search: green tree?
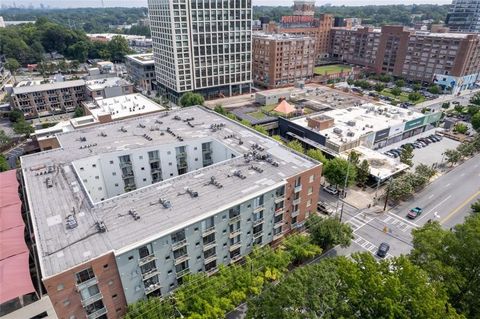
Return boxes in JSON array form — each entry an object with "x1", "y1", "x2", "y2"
[
  {"x1": 456, "y1": 141, "x2": 475, "y2": 158},
  {"x1": 13, "y1": 120, "x2": 34, "y2": 136},
  {"x1": 453, "y1": 123, "x2": 468, "y2": 134},
  {"x1": 286, "y1": 140, "x2": 303, "y2": 153},
  {"x1": 428, "y1": 85, "x2": 441, "y2": 94},
  {"x1": 306, "y1": 215, "x2": 353, "y2": 250},
  {"x1": 253, "y1": 125, "x2": 268, "y2": 135},
  {"x1": 107, "y1": 35, "x2": 131, "y2": 62},
  {"x1": 374, "y1": 83, "x2": 385, "y2": 92},
  {"x1": 323, "y1": 157, "x2": 357, "y2": 188},
  {"x1": 283, "y1": 233, "x2": 321, "y2": 265},
  {"x1": 454, "y1": 104, "x2": 465, "y2": 113},
  {"x1": 471, "y1": 200, "x2": 480, "y2": 213},
  {"x1": 415, "y1": 163, "x2": 436, "y2": 179},
  {"x1": 411, "y1": 215, "x2": 480, "y2": 317},
  {"x1": 413, "y1": 83, "x2": 422, "y2": 91},
  {"x1": 0, "y1": 130, "x2": 11, "y2": 147},
  {"x1": 67, "y1": 41, "x2": 90, "y2": 62},
  {"x1": 442, "y1": 102, "x2": 451, "y2": 109},
  {"x1": 347, "y1": 150, "x2": 360, "y2": 166},
  {"x1": 387, "y1": 175, "x2": 414, "y2": 202},
  {"x1": 5, "y1": 58, "x2": 21, "y2": 83},
  {"x1": 408, "y1": 91, "x2": 423, "y2": 102},
  {"x1": 125, "y1": 297, "x2": 175, "y2": 318},
  {"x1": 391, "y1": 86, "x2": 402, "y2": 96},
  {"x1": 444, "y1": 149, "x2": 462, "y2": 166},
  {"x1": 179, "y1": 92, "x2": 205, "y2": 107},
  {"x1": 73, "y1": 106, "x2": 85, "y2": 118},
  {"x1": 0, "y1": 155, "x2": 9, "y2": 172},
  {"x1": 399, "y1": 144, "x2": 414, "y2": 166},
  {"x1": 356, "y1": 159, "x2": 370, "y2": 186},
  {"x1": 213, "y1": 104, "x2": 227, "y2": 115},
  {"x1": 306, "y1": 148, "x2": 328, "y2": 165},
  {"x1": 394, "y1": 79, "x2": 405, "y2": 87},
  {"x1": 469, "y1": 92, "x2": 480, "y2": 106},
  {"x1": 471, "y1": 112, "x2": 480, "y2": 132},
  {"x1": 271, "y1": 135, "x2": 283, "y2": 144},
  {"x1": 9, "y1": 109, "x2": 24, "y2": 123}
]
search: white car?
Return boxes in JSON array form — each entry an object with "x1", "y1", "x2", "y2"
[{"x1": 323, "y1": 186, "x2": 339, "y2": 196}]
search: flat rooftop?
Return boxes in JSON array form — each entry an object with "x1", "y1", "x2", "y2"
[
  {"x1": 21, "y1": 106, "x2": 318, "y2": 278},
  {"x1": 292, "y1": 103, "x2": 423, "y2": 146},
  {"x1": 12, "y1": 80, "x2": 85, "y2": 95},
  {"x1": 84, "y1": 93, "x2": 165, "y2": 120},
  {"x1": 85, "y1": 77, "x2": 131, "y2": 91},
  {"x1": 126, "y1": 53, "x2": 154, "y2": 65},
  {"x1": 253, "y1": 32, "x2": 313, "y2": 41}
]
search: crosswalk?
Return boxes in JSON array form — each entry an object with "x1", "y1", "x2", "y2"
[
  {"x1": 380, "y1": 214, "x2": 417, "y2": 233},
  {"x1": 345, "y1": 213, "x2": 374, "y2": 231},
  {"x1": 352, "y1": 234, "x2": 393, "y2": 259}
]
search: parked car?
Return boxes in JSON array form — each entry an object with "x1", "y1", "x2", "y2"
[
  {"x1": 407, "y1": 207, "x2": 423, "y2": 219},
  {"x1": 317, "y1": 201, "x2": 334, "y2": 215},
  {"x1": 390, "y1": 149, "x2": 402, "y2": 156},
  {"x1": 323, "y1": 185, "x2": 339, "y2": 196},
  {"x1": 434, "y1": 134, "x2": 443, "y2": 140},
  {"x1": 376, "y1": 242, "x2": 390, "y2": 258}
]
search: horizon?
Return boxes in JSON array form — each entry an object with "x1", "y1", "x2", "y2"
[{"x1": 0, "y1": 0, "x2": 452, "y2": 9}]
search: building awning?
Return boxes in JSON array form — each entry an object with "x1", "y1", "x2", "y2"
[
  {"x1": 274, "y1": 100, "x2": 295, "y2": 115},
  {"x1": 0, "y1": 170, "x2": 35, "y2": 304}
]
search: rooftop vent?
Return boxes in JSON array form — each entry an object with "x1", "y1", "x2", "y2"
[
  {"x1": 333, "y1": 128, "x2": 342, "y2": 134},
  {"x1": 120, "y1": 126, "x2": 127, "y2": 133},
  {"x1": 143, "y1": 134, "x2": 153, "y2": 141},
  {"x1": 231, "y1": 170, "x2": 246, "y2": 179},
  {"x1": 129, "y1": 209, "x2": 140, "y2": 221},
  {"x1": 183, "y1": 117, "x2": 194, "y2": 122},
  {"x1": 138, "y1": 123, "x2": 146, "y2": 128},
  {"x1": 45, "y1": 177, "x2": 53, "y2": 188},
  {"x1": 210, "y1": 123, "x2": 225, "y2": 132},
  {"x1": 65, "y1": 214, "x2": 78, "y2": 229},
  {"x1": 251, "y1": 143, "x2": 265, "y2": 152},
  {"x1": 79, "y1": 136, "x2": 87, "y2": 142},
  {"x1": 95, "y1": 221, "x2": 106, "y2": 233},
  {"x1": 173, "y1": 115, "x2": 182, "y2": 121},
  {"x1": 159, "y1": 198, "x2": 172, "y2": 208},
  {"x1": 155, "y1": 120, "x2": 163, "y2": 124},
  {"x1": 249, "y1": 165, "x2": 264, "y2": 173},
  {"x1": 347, "y1": 120, "x2": 356, "y2": 126},
  {"x1": 206, "y1": 176, "x2": 223, "y2": 189},
  {"x1": 99, "y1": 132, "x2": 107, "y2": 137}
]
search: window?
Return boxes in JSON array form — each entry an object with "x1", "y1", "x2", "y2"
[
  {"x1": 92, "y1": 164, "x2": 96, "y2": 168},
  {"x1": 138, "y1": 245, "x2": 152, "y2": 258},
  {"x1": 307, "y1": 199, "x2": 312, "y2": 207},
  {"x1": 128, "y1": 256, "x2": 133, "y2": 260},
  {"x1": 95, "y1": 176, "x2": 99, "y2": 179},
  {"x1": 308, "y1": 187, "x2": 313, "y2": 195},
  {"x1": 112, "y1": 172, "x2": 116, "y2": 176},
  {"x1": 103, "y1": 264, "x2": 108, "y2": 269},
  {"x1": 109, "y1": 160, "x2": 114, "y2": 164},
  {"x1": 63, "y1": 300, "x2": 70, "y2": 306},
  {"x1": 141, "y1": 167, "x2": 145, "y2": 170},
  {"x1": 309, "y1": 175, "x2": 314, "y2": 183},
  {"x1": 75, "y1": 268, "x2": 95, "y2": 284},
  {"x1": 57, "y1": 284, "x2": 64, "y2": 291}
]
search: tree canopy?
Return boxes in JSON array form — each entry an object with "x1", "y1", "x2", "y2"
[
  {"x1": 323, "y1": 157, "x2": 357, "y2": 188},
  {"x1": 179, "y1": 92, "x2": 205, "y2": 107},
  {"x1": 306, "y1": 215, "x2": 353, "y2": 250}
]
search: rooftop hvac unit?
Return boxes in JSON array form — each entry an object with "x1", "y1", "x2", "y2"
[
  {"x1": 333, "y1": 128, "x2": 343, "y2": 134},
  {"x1": 347, "y1": 131, "x2": 354, "y2": 137},
  {"x1": 347, "y1": 120, "x2": 356, "y2": 126}
]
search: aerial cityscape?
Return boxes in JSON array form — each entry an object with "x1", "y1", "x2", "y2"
[{"x1": 0, "y1": 0, "x2": 479, "y2": 318}]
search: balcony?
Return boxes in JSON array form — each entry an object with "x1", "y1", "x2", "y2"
[
  {"x1": 171, "y1": 239, "x2": 187, "y2": 250},
  {"x1": 202, "y1": 226, "x2": 215, "y2": 237},
  {"x1": 253, "y1": 231, "x2": 263, "y2": 238},
  {"x1": 291, "y1": 210, "x2": 300, "y2": 218},
  {"x1": 253, "y1": 218, "x2": 264, "y2": 226},
  {"x1": 253, "y1": 205, "x2": 264, "y2": 213},
  {"x1": 203, "y1": 240, "x2": 216, "y2": 251},
  {"x1": 87, "y1": 307, "x2": 107, "y2": 319},
  {"x1": 229, "y1": 242, "x2": 241, "y2": 252},
  {"x1": 273, "y1": 232, "x2": 284, "y2": 241},
  {"x1": 176, "y1": 268, "x2": 190, "y2": 278},
  {"x1": 145, "y1": 283, "x2": 161, "y2": 295},
  {"x1": 206, "y1": 267, "x2": 218, "y2": 275},
  {"x1": 229, "y1": 229, "x2": 242, "y2": 238},
  {"x1": 229, "y1": 215, "x2": 241, "y2": 224},
  {"x1": 122, "y1": 172, "x2": 134, "y2": 179},
  {"x1": 274, "y1": 220, "x2": 284, "y2": 227},
  {"x1": 76, "y1": 277, "x2": 98, "y2": 291},
  {"x1": 81, "y1": 292, "x2": 103, "y2": 307},
  {"x1": 120, "y1": 161, "x2": 132, "y2": 168},
  {"x1": 204, "y1": 254, "x2": 217, "y2": 264},
  {"x1": 138, "y1": 254, "x2": 157, "y2": 266},
  {"x1": 174, "y1": 254, "x2": 189, "y2": 265},
  {"x1": 274, "y1": 208, "x2": 284, "y2": 217},
  {"x1": 274, "y1": 195, "x2": 285, "y2": 204},
  {"x1": 294, "y1": 185, "x2": 302, "y2": 193},
  {"x1": 230, "y1": 254, "x2": 242, "y2": 263},
  {"x1": 142, "y1": 269, "x2": 160, "y2": 281},
  {"x1": 149, "y1": 157, "x2": 160, "y2": 163},
  {"x1": 293, "y1": 198, "x2": 301, "y2": 206}
]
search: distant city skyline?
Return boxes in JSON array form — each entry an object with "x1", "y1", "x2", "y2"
[{"x1": 0, "y1": 0, "x2": 452, "y2": 9}]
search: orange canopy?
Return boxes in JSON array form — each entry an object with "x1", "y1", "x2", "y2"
[{"x1": 274, "y1": 100, "x2": 295, "y2": 115}]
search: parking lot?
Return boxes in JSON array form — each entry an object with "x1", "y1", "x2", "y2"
[{"x1": 380, "y1": 129, "x2": 460, "y2": 168}]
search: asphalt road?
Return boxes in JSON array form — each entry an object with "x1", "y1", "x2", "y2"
[{"x1": 323, "y1": 153, "x2": 480, "y2": 259}]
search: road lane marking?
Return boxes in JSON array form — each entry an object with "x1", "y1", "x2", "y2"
[
  {"x1": 416, "y1": 195, "x2": 452, "y2": 223},
  {"x1": 441, "y1": 190, "x2": 480, "y2": 225},
  {"x1": 387, "y1": 212, "x2": 419, "y2": 228},
  {"x1": 428, "y1": 194, "x2": 434, "y2": 199},
  {"x1": 444, "y1": 183, "x2": 451, "y2": 188}
]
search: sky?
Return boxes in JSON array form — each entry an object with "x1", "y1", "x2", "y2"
[{"x1": 2, "y1": 0, "x2": 452, "y2": 8}]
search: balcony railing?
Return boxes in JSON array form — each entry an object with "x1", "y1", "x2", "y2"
[
  {"x1": 274, "y1": 220, "x2": 284, "y2": 227},
  {"x1": 253, "y1": 205, "x2": 264, "y2": 213},
  {"x1": 253, "y1": 218, "x2": 264, "y2": 226},
  {"x1": 203, "y1": 240, "x2": 216, "y2": 251},
  {"x1": 76, "y1": 277, "x2": 98, "y2": 291},
  {"x1": 176, "y1": 268, "x2": 190, "y2": 278},
  {"x1": 81, "y1": 292, "x2": 103, "y2": 307},
  {"x1": 174, "y1": 254, "x2": 189, "y2": 265},
  {"x1": 229, "y1": 230, "x2": 242, "y2": 238},
  {"x1": 122, "y1": 172, "x2": 134, "y2": 179},
  {"x1": 273, "y1": 231, "x2": 285, "y2": 241},
  {"x1": 253, "y1": 231, "x2": 263, "y2": 238},
  {"x1": 230, "y1": 254, "x2": 242, "y2": 263},
  {"x1": 206, "y1": 267, "x2": 218, "y2": 275},
  {"x1": 120, "y1": 161, "x2": 132, "y2": 168},
  {"x1": 204, "y1": 254, "x2": 217, "y2": 264},
  {"x1": 274, "y1": 195, "x2": 285, "y2": 204},
  {"x1": 229, "y1": 215, "x2": 241, "y2": 224},
  {"x1": 291, "y1": 210, "x2": 300, "y2": 218},
  {"x1": 138, "y1": 254, "x2": 157, "y2": 266},
  {"x1": 293, "y1": 198, "x2": 301, "y2": 206},
  {"x1": 172, "y1": 239, "x2": 187, "y2": 250},
  {"x1": 202, "y1": 226, "x2": 215, "y2": 237},
  {"x1": 229, "y1": 242, "x2": 241, "y2": 251},
  {"x1": 145, "y1": 283, "x2": 161, "y2": 295},
  {"x1": 149, "y1": 157, "x2": 160, "y2": 163},
  {"x1": 87, "y1": 307, "x2": 107, "y2": 319},
  {"x1": 274, "y1": 208, "x2": 284, "y2": 217},
  {"x1": 142, "y1": 268, "x2": 160, "y2": 281},
  {"x1": 294, "y1": 185, "x2": 302, "y2": 193}
]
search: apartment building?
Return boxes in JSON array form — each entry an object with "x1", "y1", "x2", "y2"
[
  {"x1": 330, "y1": 25, "x2": 480, "y2": 93},
  {"x1": 85, "y1": 77, "x2": 134, "y2": 99},
  {"x1": 125, "y1": 53, "x2": 156, "y2": 92},
  {"x1": 148, "y1": 0, "x2": 252, "y2": 102},
  {"x1": 446, "y1": 0, "x2": 480, "y2": 33},
  {"x1": 252, "y1": 33, "x2": 315, "y2": 88},
  {"x1": 21, "y1": 106, "x2": 322, "y2": 318},
  {"x1": 11, "y1": 80, "x2": 86, "y2": 118}
]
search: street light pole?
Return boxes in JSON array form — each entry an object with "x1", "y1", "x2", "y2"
[
  {"x1": 383, "y1": 178, "x2": 393, "y2": 211},
  {"x1": 335, "y1": 157, "x2": 352, "y2": 217}
]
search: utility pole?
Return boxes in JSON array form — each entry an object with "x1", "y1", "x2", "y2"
[
  {"x1": 383, "y1": 178, "x2": 393, "y2": 211},
  {"x1": 339, "y1": 202, "x2": 344, "y2": 222}
]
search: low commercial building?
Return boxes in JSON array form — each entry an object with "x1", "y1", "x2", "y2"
[
  {"x1": 21, "y1": 106, "x2": 321, "y2": 318},
  {"x1": 85, "y1": 77, "x2": 134, "y2": 99},
  {"x1": 330, "y1": 25, "x2": 480, "y2": 93},
  {"x1": 125, "y1": 53, "x2": 156, "y2": 92},
  {"x1": 11, "y1": 80, "x2": 86, "y2": 118},
  {"x1": 279, "y1": 103, "x2": 442, "y2": 153},
  {"x1": 252, "y1": 33, "x2": 315, "y2": 89}
]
